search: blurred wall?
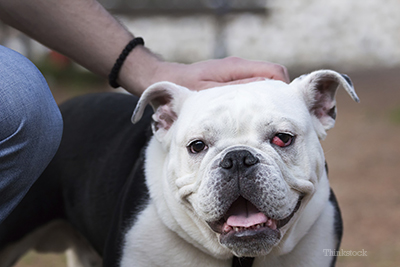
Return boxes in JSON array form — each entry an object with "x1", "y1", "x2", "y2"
[
  {"x1": 227, "y1": 0, "x2": 400, "y2": 72},
  {"x1": 120, "y1": 0, "x2": 400, "y2": 72},
  {"x1": 2, "y1": 0, "x2": 400, "y2": 72}
]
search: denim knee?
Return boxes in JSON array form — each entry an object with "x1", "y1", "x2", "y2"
[{"x1": 0, "y1": 46, "x2": 63, "y2": 222}]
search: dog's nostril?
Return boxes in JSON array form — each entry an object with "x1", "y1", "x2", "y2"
[
  {"x1": 220, "y1": 158, "x2": 233, "y2": 169},
  {"x1": 244, "y1": 154, "x2": 259, "y2": 166}
]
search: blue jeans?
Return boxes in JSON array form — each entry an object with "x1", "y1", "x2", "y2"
[{"x1": 0, "y1": 46, "x2": 63, "y2": 222}]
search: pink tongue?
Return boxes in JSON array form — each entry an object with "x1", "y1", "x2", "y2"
[{"x1": 226, "y1": 197, "x2": 268, "y2": 227}]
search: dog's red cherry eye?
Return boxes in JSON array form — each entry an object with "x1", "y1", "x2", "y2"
[
  {"x1": 188, "y1": 140, "x2": 207, "y2": 154},
  {"x1": 272, "y1": 133, "x2": 294, "y2": 147}
]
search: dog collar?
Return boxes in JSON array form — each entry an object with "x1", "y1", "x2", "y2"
[{"x1": 232, "y1": 256, "x2": 255, "y2": 267}]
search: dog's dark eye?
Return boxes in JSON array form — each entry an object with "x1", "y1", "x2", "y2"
[
  {"x1": 188, "y1": 140, "x2": 207, "y2": 154},
  {"x1": 272, "y1": 133, "x2": 294, "y2": 147}
]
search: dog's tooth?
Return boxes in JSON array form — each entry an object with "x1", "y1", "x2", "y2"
[
  {"x1": 256, "y1": 224, "x2": 261, "y2": 229},
  {"x1": 223, "y1": 224, "x2": 232, "y2": 233},
  {"x1": 234, "y1": 227, "x2": 239, "y2": 232},
  {"x1": 270, "y1": 220, "x2": 277, "y2": 230}
]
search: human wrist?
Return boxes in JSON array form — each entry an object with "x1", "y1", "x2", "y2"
[
  {"x1": 109, "y1": 37, "x2": 144, "y2": 88},
  {"x1": 116, "y1": 44, "x2": 164, "y2": 96}
]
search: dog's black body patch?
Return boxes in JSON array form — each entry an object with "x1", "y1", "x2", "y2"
[
  {"x1": 329, "y1": 189, "x2": 343, "y2": 267},
  {"x1": 232, "y1": 256, "x2": 255, "y2": 267},
  {"x1": 0, "y1": 93, "x2": 152, "y2": 266}
]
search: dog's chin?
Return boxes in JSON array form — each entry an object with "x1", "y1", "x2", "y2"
[
  {"x1": 219, "y1": 223, "x2": 280, "y2": 257},
  {"x1": 207, "y1": 196, "x2": 302, "y2": 257}
]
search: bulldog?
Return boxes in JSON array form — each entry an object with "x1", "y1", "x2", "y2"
[{"x1": 0, "y1": 70, "x2": 358, "y2": 267}]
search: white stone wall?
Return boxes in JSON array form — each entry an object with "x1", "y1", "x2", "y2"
[{"x1": 122, "y1": 0, "x2": 400, "y2": 72}]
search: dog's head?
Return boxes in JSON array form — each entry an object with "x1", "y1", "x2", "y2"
[{"x1": 132, "y1": 70, "x2": 358, "y2": 258}]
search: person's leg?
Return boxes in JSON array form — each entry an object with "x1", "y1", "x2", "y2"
[{"x1": 0, "y1": 45, "x2": 63, "y2": 222}]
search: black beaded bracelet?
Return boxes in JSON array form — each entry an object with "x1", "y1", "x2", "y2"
[{"x1": 108, "y1": 37, "x2": 145, "y2": 88}]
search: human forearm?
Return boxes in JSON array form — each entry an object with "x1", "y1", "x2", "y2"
[
  {"x1": 0, "y1": 0, "x2": 137, "y2": 75},
  {"x1": 0, "y1": 0, "x2": 161, "y2": 95}
]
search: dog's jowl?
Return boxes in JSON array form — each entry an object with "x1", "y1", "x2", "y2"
[{"x1": 0, "y1": 70, "x2": 358, "y2": 267}]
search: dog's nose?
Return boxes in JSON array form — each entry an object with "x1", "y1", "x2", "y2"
[{"x1": 220, "y1": 150, "x2": 259, "y2": 170}]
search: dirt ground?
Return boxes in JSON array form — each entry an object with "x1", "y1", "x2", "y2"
[{"x1": 13, "y1": 68, "x2": 400, "y2": 267}]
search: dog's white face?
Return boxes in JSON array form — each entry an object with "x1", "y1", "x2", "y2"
[{"x1": 132, "y1": 70, "x2": 358, "y2": 258}]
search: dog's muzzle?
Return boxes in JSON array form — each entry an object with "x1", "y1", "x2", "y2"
[{"x1": 205, "y1": 149, "x2": 303, "y2": 257}]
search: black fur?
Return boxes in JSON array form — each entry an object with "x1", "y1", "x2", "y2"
[
  {"x1": 329, "y1": 189, "x2": 343, "y2": 267},
  {"x1": 325, "y1": 162, "x2": 343, "y2": 267},
  {"x1": 232, "y1": 256, "x2": 255, "y2": 267},
  {"x1": 340, "y1": 74, "x2": 353, "y2": 88}
]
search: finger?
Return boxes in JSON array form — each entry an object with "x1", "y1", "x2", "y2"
[
  {"x1": 224, "y1": 77, "x2": 267, "y2": 85},
  {"x1": 273, "y1": 65, "x2": 290, "y2": 83},
  {"x1": 195, "y1": 77, "x2": 276, "y2": 91},
  {"x1": 216, "y1": 57, "x2": 290, "y2": 83}
]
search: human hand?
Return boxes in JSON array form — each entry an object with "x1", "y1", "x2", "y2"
[
  {"x1": 118, "y1": 46, "x2": 290, "y2": 96},
  {"x1": 151, "y1": 57, "x2": 290, "y2": 91}
]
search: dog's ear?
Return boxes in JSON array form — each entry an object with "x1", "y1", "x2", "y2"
[
  {"x1": 132, "y1": 81, "x2": 191, "y2": 138},
  {"x1": 293, "y1": 70, "x2": 359, "y2": 135}
]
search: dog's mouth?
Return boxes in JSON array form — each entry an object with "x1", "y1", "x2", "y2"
[{"x1": 208, "y1": 196, "x2": 302, "y2": 237}]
